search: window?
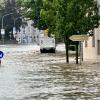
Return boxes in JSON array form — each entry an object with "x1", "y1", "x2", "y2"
[
  {"x1": 85, "y1": 41, "x2": 88, "y2": 47},
  {"x1": 92, "y1": 35, "x2": 95, "y2": 47},
  {"x1": 97, "y1": 40, "x2": 100, "y2": 55}
]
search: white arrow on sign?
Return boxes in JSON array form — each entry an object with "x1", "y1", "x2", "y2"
[{"x1": 69, "y1": 35, "x2": 89, "y2": 41}]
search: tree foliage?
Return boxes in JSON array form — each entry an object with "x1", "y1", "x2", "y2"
[
  {"x1": 18, "y1": 0, "x2": 99, "y2": 38},
  {"x1": 0, "y1": 0, "x2": 21, "y2": 39},
  {"x1": 41, "y1": 0, "x2": 99, "y2": 63},
  {"x1": 40, "y1": 0, "x2": 58, "y2": 35},
  {"x1": 55, "y1": 0, "x2": 99, "y2": 37},
  {"x1": 17, "y1": 0, "x2": 46, "y2": 30},
  {"x1": 17, "y1": 0, "x2": 100, "y2": 63}
]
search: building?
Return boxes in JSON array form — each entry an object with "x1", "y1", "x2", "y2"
[
  {"x1": 16, "y1": 19, "x2": 34, "y2": 44},
  {"x1": 33, "y1": 28, "x2": 45, "y2": 44},
  {"x1": 83, "y1": 0, "x2": 100, "y2": 62},
  {"x1": 15, "y1": 19, "x2": 45, "y2": 44},
  {"x1": 83, "y1": 28, "x2": 100, "y2": 62}
]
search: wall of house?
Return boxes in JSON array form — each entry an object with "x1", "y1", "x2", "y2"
[
  {"x1": 95, "y1": 26, "x2": 100, "y2": 61},
  {"x1": 82, "y1": 0, "x2": 100, "y2": 62},
  {"x1": 83, "y1": 26, "x2": 100, "y2": 62},
  {"x1": 83, "y1": 36, "x2": 96, "y2": 61}
]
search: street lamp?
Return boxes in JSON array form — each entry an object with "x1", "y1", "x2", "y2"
[{"x1": 1, "y1": 13, "x2": 13, "y2": 44}]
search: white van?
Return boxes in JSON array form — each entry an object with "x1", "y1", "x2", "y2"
[{"x1": 39, "y1": 37, "x2": 56, "y2": 53}]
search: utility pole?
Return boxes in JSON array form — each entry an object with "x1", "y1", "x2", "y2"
[{"x1": 1, "y1": 13, "x2": 13, "y2": 44}]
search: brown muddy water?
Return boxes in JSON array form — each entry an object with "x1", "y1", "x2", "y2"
[{"x1": 0, "y1": 44, "x2": 100, "y2": 100}]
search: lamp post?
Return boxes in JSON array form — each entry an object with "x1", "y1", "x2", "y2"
[{"x1": 1, "y1": 13, "x2": 13, "y2": 44}]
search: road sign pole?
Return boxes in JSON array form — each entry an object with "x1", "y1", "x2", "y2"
[
  {"x1": 69, "y1": 34, "x2": 88, "y2": 64},
  {"x1": 79, "y1": 41, "x2": 84, "y2": 65},
  {"x1": 2, "y1": 35, "x2": 4, "y2": 44},
  {"x1": 1, "y1": 29, "x2": 5, "y2": 44},
  {"x1": 79, "y1": 42, "x2": 82, "y2": 65},
  {"x1": 0, "y1": 59, "x2": 1, "y2": 65}
]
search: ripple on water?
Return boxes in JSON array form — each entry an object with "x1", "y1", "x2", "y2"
[{"x1": 0, "y1": 45, "x2": 100, "y2": 100}]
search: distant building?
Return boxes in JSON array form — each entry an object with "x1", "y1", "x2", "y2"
[
  {"x1": 16, "y1": 19, "x2": 34, "y2": 44},
  {"x1": 15, "y1": 19, "x2": 45, "y2": 44},
  {"x1": 33, "y1": 28, "x2": 45, "y2": 44}
]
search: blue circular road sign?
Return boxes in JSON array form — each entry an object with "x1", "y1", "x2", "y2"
[{"x1": 0, "y1": 51, "x2": 4, "y2": 59}]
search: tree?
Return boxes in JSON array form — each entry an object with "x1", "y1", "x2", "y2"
[
  {"x1": 0, "y1": 0, "x2": 21, "y2": 40},
  {"x1": 17, "y1": 0, "x2": 47, "y2": 30},
  {"x1": 40, "y1": 0, "x2": 58, "y2": 36},
  {"x1": 17, "y1": 0, "x2": 100, "y2": 64},
  {"x1": 55, "y1": 0, "x2": 99, "y2": 64},
  {"x1": 17, "y1": 0, "x2": 61, "y2": 37},
  {"x1": 40, "y1": 0, "x2": 99, "y2": 64}
]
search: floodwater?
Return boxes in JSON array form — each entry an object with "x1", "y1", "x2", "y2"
[{"x1": 0, "y1": 44, "x2": 100, "y2": 100}]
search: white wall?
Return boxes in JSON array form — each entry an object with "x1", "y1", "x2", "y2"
[
  {"x1": 83, "y1": 36, "x2": 96, "y2": 61},
  {"x1": 95, "y1": 26, "x2": 100, "y2": 61},
  {"x1": 83, "y1": 26, "x2": 100, "y2": 62},
  {"x1": 16, "y1": 20, "x2": 34, "y2": 44}
]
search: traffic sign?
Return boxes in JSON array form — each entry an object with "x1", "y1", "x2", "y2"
[
  {"x1": 1, "y1": 29, "x2": 5, "y2": 35},
  {"x1": 69, "y1": 35, "x2": 89, "y2": 41},
  {"x1": 0, "y1": 51, "x2": 4, "y2": 59}
]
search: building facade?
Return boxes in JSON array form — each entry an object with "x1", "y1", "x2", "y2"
[
  {"x1": 83, "y1": 0, "x2": 100, "y2": 62},
  {"x1": 16, "y1": 20, "x2": 34, "y2": 44},
  {"x1": 15, "y1": 19, "x2": 45, "y2": 44},
  {"x1": 83, "y1": 27, "x2": 100, "y2": 62}
]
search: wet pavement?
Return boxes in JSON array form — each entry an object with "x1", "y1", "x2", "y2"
[{"x1": 0, "y1": 44, "x2": 100, "y2": 100}]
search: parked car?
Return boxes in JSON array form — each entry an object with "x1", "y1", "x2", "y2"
[{"x1": 39, "y1": 37, "x2": 56, "y2": 53}]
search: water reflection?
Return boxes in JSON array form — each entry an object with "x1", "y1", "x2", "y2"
[{"x1": 0, "y1": 45, "x2": 100, "y2": 100}]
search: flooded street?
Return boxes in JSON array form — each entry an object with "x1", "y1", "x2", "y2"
[{"x1": 0, "y1": 44, "x2": 100, "y2": 100}]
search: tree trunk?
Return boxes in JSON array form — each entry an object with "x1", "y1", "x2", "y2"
[
  {"x1": 76, "y1": 41, "x2": 79, "y2": 64},
  {"x1": 64, "y1": 36, "x2": 69, "y2": 63}
]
